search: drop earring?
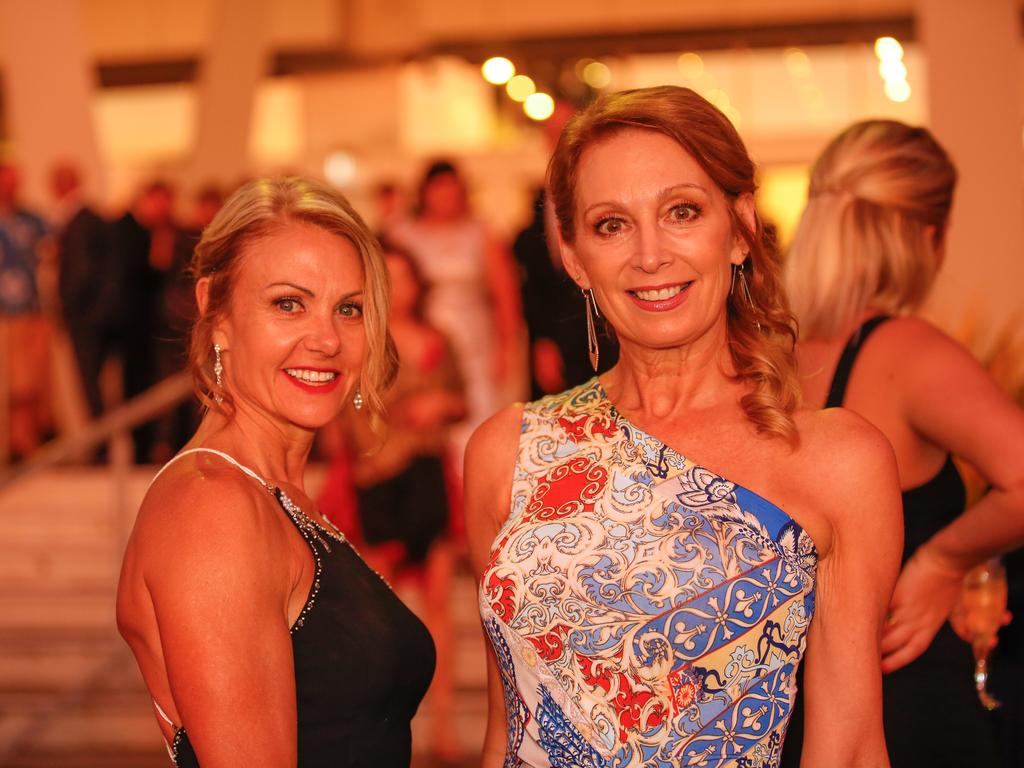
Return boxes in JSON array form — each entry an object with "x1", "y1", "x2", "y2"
[
  {"x1": 584, "y1": 288, "x2": 600, "y2": 372},
  {"x1": 213, "y1": 343, "x2": 224, "y2": 404},
  {"x1": 353, "y1": 384, "x2": 364, "y2": 411},
  {"x1": 732, "y1": 260, "x2": 762, "y2": 332}
]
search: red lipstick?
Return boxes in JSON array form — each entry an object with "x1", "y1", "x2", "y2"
[
  {"x1": 627, "y1": 282, "x2": 692, "y2": 312},
  {"x1": 281, "y1": 369, "x2": 342, "y2": 395}
]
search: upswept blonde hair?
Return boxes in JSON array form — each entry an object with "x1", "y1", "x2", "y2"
[
  {"x1": 786, "y1": 120, "x2": 957, "y2": 340},
  {"x1": 188, "y1": 176, "x2": 397, "y2": 425},
  {"x1": 548, "y1": 85, "x2": 800, "y2": 442}
]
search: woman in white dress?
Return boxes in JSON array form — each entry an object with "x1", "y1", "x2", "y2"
[{"x1": 387, "y1": 161, "x2": 522, "y2": 459}]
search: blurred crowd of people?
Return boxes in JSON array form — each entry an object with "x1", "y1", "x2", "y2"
[
  {"x1": 0, "y1": 161, "x2": 225, "y2": 463},
  {"x1": 0, "y1": 157, "x2": 619, "y2": 469}
]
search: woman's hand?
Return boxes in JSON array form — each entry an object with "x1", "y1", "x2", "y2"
[{"x1": 880, "y1": 547, "x2": 966, "y2": 673}]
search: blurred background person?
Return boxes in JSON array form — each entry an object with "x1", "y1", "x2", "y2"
[
  {"x1": 372, "y1": 180, "x2": 405, "y2": 237},
  {"x1": 386, "y1": 160, "x2": 522, "y2": 466},
  {"x1": 780, "y1": 119, "x2": 1024, "y2": 768},
  {"x1": 513, "y1": 186, "x2": 617, "y2": 398},
  {"x1": 187, "y1": 183, "x2": 225, "y2": 235},
  {"x1": 109, "y1": 180, "x2": 195, "y2": 463},
  {"x1": 52, "y1": 161, "x2": 113, "y2": 427},
  {"x1": 0, "y1": 161, "x2": 53, "y2": 458},
  {"x1": 326, "y1": 242, "x2": 466, "y2": 763}
]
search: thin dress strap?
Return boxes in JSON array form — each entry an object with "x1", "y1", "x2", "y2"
[
  {"x1": 152, "y1": 697, "x2": 179, "y2": 760},
  {"x1": 148, "y1": 447, "x2": 272, "y2": 491},
  {"x1": 824, "y1": 315, "x2": 892, "y2": 408}
]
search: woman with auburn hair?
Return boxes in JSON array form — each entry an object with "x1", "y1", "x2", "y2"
[
  {"x1": 780, "y1": 120, "x2": 1024, "y2": 768},
  {"x1": 466, "y1": 86, "x2": 903, "y2": 767},
  {"x1": 116, "y1": 177, "x2": 435, "y2": 767}
]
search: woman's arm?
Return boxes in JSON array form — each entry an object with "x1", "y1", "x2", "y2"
[
  {"x1": 881, "y1": 320, "x2": 1024, "y2": 671},
  {"x1": 464, "y1": 404, "x2": 523, "y2": 768},
  {"x1": 799, "y1": 410, "x2": 903, "y2": 767},
  {"x1": 139, "y1": 474, "x2": 300, "y2": 767}
]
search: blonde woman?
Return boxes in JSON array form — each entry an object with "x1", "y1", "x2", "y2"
[
  {"x1": 781, "y1": 120, "x2": 1024, "y2": 767},
  {"x1": 467, "y1": 87, "x2": 903, "y2": 767},
  {"x1": 117, "y1": 177, "x2": 435, "y2": 767}
]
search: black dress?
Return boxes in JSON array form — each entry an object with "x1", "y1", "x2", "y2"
[
  {"x1": 780, "y1": 316, "x2": 998, "y2": 767},
  {"x1": 154, "y1": 449, "x2": 436, "y2": 767}
]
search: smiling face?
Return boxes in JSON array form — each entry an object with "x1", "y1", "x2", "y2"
[
  {"x1": 212, "y1": 221, "x2": 366, "y2": 433},
  {"x1": 561, "y1": 128, "x2": 752, "y2": 354}
]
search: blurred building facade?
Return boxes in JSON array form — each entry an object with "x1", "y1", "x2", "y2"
[{"x1": 0, "y1": 0, "x2": 1019, "y2": 339}]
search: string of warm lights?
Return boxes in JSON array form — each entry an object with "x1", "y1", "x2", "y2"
[
  {"x1": 482, "y1": 56, "x2": 556, "y2": 121},
  {"x1": 875, "y1": 36, "x2": 911, "y2": 103}
]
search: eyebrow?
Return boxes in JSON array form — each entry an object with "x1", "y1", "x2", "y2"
[
  {"x1": 267, "y1": 282, "x2": 364, "y2": 301},
  {"x1": 582, "y1": 183, "x2": 709, "y2": 217}
]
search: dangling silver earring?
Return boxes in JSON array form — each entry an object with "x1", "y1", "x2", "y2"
[
  {"x1": 732, "y1": 261, "x2": 762, "y2": 332},
  {"x1": 584, "y1": 288, "x2": 600, "y2": 372},
  {"x1": 353, "y1": 384, "x2": 364, "y2": 411},
  {"x1": 212, "y1": 343, "x2": 224, "y2": 404}
]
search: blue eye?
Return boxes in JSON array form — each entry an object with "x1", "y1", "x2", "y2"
[
  {"x1": 276, "y1": 297, "x2": 302, "y2": 312},
  {"x1": 339, "y1": 302, "x2": 363, "y2": 318}
]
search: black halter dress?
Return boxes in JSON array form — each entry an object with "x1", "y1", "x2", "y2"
[{"x1": 151, "y1": 448, "x2": 436, "y2": 768}]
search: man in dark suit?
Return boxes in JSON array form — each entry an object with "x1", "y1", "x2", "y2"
[{"x1": 52, "y1": 163, "x2": 112, "y2": 420}]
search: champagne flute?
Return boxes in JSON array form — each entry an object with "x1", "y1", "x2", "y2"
[{"x1": 956, "y1": 559, "x2": 1008, "y2": 710}]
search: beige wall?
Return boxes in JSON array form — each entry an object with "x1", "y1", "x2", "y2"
[{"x1": 919, "y1": 0, "x2": 1024, "y2": 343}]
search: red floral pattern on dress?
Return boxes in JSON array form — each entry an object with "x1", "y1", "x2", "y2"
[
  {"x1": 577, "y1": 653, "x2": 667, "y2": 741},
  {"x1": 524, "y1": 456, "x2": 608, "y2": 523},
  {"x1": 526, "y1": 624, "x2": 570, "y2": 662},
  {"x1": 486, "y1": 571, "x2": 517, "y2": 621}
]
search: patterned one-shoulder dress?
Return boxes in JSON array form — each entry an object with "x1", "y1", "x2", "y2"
[{"x1": 479, "y1": 379, "x2": 818, "y2": 768}]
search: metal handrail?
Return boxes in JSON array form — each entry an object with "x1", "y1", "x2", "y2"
[{"x1": 0, "y1": 371, "x2": 193, "y2": 490}]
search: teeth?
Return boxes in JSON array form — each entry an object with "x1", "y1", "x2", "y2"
[
  {"x1": 285, "y1": 368, "x2": 337, "y2": 384},
  {"x1": 634, "y1": 285, "x2": 685, "y2": 301}
]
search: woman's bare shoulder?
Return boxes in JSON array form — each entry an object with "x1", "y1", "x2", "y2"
[
  {"x1": 791, "y1": 407, "x2": 902, "y2": 538},
  {"x1": 132, "y1": 456, "x2": 282, "y2": 570},
  {"x1": 868, "y1": 315, "x2": 974, "y2": 369}
]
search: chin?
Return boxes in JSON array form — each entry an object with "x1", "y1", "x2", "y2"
[{"x1": 281, "y1": 402, "x2": 345, "y2": 432}]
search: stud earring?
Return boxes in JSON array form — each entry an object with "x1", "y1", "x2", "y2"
[
  {"x1": 584, "y1": 288, "x2": 600, "y2": 372},
  {"x1": 353, "y1": 385, "x2": 364, "y2": 411},
  {"x1": 213, "y1": 343, "x2": 224, "y2": 404}
]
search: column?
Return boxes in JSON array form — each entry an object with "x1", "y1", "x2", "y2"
[
  {"x1": 189, "y1": 0, "x2": 270, "y2": 185},
  {"x1": 0, "y1": 0, "x2": 105, "y2": 207},
  {"x1": 918, "y1": 0, "x2": 1024, "y2": 343}
]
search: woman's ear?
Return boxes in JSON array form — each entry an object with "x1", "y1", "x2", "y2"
[
  {"x1": 196, "y1": 276, "x2": 230, "y2": 349},
  {"x1": 730, "y1": 193, "x2": 757, "y2": 266},
  {"x1": 556, "y1": 232, "x2": 591, "y2": 290},
  {"x1": 195, "y1": 276, "x2": 211, "y2": 316}
]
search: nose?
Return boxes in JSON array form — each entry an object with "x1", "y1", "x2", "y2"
[
  {"x1": 304, "y1": 311, "x2": 342, "y2": 357},
  {"x1": 631, "y1": 219, "x2": 672, "y2": 274}
]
